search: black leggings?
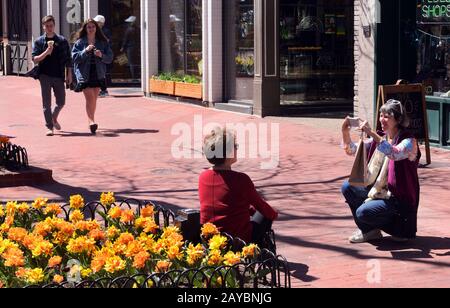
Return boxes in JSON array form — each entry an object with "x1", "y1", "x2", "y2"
[{"x1": 251, "y1": 211, "x2": 273, "y2": 245}]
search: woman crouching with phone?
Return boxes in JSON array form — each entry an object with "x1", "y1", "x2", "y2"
[{"x1": 341, "y1": 99, "x2": 421, "y2": 244}]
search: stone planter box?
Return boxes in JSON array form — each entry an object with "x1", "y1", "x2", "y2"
[
  {"x1": 149, "y1": 79, "x2": 175, "y2": 96},
  {"x1": 175, "y1": 82, "x2": 203, "y2": 100}
]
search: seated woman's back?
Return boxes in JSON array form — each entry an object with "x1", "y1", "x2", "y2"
[{"x1": 199, "y1": 169, "x2": 277, "y2": 243}]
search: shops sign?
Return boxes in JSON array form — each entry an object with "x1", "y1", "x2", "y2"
[
  {"x1": 66, "y1": 0, "x2": 81, "y2": 24},
  {"x1": 418, "y1": 0, "x2": 450, "y2": 24}
]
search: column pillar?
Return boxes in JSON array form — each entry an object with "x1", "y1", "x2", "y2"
[
  {"x1": 84, "y1": 0, "x2": 98, "y2": 19},
  {"x1": 48, "y1": 0, "x2": 60, "y2": 33},
  {"x1": 253, "y1": 0, "x2": 280, "y2": 117},
  {"x1": 31, "y1": 0, "x2": 41, "y2": 42},
  {"x1": 2, "y1": 0, "x2": 8, "y2": 39},
  {"x1": 202, "y1": 0, "x2": 223, "y2": 104},
  {"x1": 142, "y1": 0, "x2": 158, "y2": 94}
]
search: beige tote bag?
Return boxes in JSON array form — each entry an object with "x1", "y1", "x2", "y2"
[{"x1": 348, "y1": 136, "x2": 368, "y2": 187}]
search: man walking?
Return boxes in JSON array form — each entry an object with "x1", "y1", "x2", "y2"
[{"x1": 32, "y1": 15, "x2": 72, "y2": 136}]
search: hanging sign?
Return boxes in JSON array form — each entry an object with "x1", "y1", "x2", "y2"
[{"x1": 418, "y1": 0, "x2": 450, "y2": 24}]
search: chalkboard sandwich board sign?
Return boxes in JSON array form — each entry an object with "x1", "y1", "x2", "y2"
[{"x1": 376, "y1": 80, "x2": 431, "y2": 165}]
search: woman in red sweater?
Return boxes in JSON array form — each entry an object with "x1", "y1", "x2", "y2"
[{"x1": 199, "y1": 127, "x2": 278, "y2": 244}]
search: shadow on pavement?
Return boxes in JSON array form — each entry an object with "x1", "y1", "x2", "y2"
[
  {"x1": 288, "y1": 262, "x2": 319, "y2": 283},
  {"x1": 59, "y1": 128, "x2": 159, "y2": 138},
  {"x1": 30, "y1": 180, "x2": 186, "y2": 212},
  {"x1": 31, "y1": 181, "x2": 120, "y2": 202},
  {"x1": 276, "y1": 233, "x2": 450, "y2": 268},
  {"x1": 374, "y1": 236, "x2": 450, "y2": 260}
]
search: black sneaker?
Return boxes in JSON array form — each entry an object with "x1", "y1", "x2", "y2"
[
  {"x1": 99, "y1": 91, "x2": 109, "y2": 98},
  {"x1": 90, "y1": 124, "x2": 98, "y2": 135}
]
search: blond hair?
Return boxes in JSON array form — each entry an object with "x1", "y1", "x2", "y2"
[{"x1": 203, "y1": 127, "x2": 236, "y2": 166}]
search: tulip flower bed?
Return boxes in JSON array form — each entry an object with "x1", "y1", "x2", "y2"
[{"x1": 0, "y1": 193, "x2": 290, "y2": 288}]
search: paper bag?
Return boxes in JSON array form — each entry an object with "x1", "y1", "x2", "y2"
[
  {"x1": 348, "y1": 138, "x2": 368, "y2": 187},
  {"x1": 114, "y1": 53, "x2": 129, "y2": 66}
]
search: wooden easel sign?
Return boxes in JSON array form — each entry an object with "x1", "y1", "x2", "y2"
[{"x1": 376, "y1": 80, "x2": 431, "y2": 165}]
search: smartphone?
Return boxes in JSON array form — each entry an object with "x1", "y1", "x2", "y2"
[{"x1": 348, "y1": 117, "x2": 361, "y2": 128}]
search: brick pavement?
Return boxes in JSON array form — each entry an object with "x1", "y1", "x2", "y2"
[{"x1": 1, "y1": 76, "x2": 449, "y2": 288}]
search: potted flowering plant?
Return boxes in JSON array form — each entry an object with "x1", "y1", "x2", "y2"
[{"x1": 235, "y1": 56, "x2": 254, "y2": 77}]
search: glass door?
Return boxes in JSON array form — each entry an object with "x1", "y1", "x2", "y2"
[
  {"x1": 224, "y1": 0, "x2": 255, "y2": 102},
  {"x1": 159, "y1": 0, "x2": 203, "y2": 77},
  {"x1": 99, "y1": 0, "x2": 141, "y2": 86},
  {"x1": 7, "y1": 0, "x2": 29, "y2": 41},
  {"x1": 60, "y1": 0, "x2": 84, "y2": 44},
  {"x1": 280, "y1": 0, "x2": 354, "y2": 107}
]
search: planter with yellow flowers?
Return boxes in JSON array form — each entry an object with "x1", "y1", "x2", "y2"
[{"x1": 0, "y1": 193, "x2": 290, "y2": 288}]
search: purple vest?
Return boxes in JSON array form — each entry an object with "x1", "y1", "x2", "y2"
[{"x1": 367, "y1": 130, "x2": 421, "y2": 238}]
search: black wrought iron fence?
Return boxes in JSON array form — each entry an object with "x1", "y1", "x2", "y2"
[
  {"x1": 58, "y1": 199, "x2": 176, "y2": 229},
  {"x1": 0, "y1": 141, "x2": 29, "y2": 170},
  {"x1": 27, "y1": 255, "x2": 291, "y2": 289},
  {"x1": 7, "y1": 198, "x2": 290, "y2": 289},
  {"x1": 10, "y1": 42, "x2": 29, "y2": 75}
]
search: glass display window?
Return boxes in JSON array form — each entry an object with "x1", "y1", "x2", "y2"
[
  {"x1": 280, "y1": 0, "x2": 354, "y2": 105},
  {"x1": 159, "y1": 0, "x2": 203, "y2": 77},
  {"x1": 99, "y1": 0, "x2": 141, "y2": 84},
  {"x1": 60, "y1": 0, "x2": 84, "y2": 44},
  {"x1": 224, "y1": 0, "x2": 254, "y2": 102},
  {"x1": 415, "y1": 25, "x2": 450, "y2": 96}
]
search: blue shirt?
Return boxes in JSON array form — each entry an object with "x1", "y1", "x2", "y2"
[{"x1": 72, "y1": 37, "x2": 113, "y2": 83}]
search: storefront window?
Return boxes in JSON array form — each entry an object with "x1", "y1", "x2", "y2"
[
  {"x1": 159, "y1": 0, "x2": 203, "y2": 76},
  {"x1": 224, "y1": 0, "x2": 254, "y2": 102},
  {"x1": 280, "y1": 0, "x2": 354, "y2": 105},
  {"x1": 416, "y1": 1, "x2": 450, "y2": 96},
  {"x1": 60, "y1": 0, "x2": 84, "y2": 43},
  {"x1": 99, "y1": 0, "x2": 141, "y2": 84}
]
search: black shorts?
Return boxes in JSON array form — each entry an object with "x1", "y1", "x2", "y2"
[{"x1": 74, "y1": 79, "x2": 106, "y2": 92}]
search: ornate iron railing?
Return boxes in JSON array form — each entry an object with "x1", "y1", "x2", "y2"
[
  {"x1": 57, "y1": 199, "x2": 176, "y2": 229},
  {"x1": 12, "y1": 199, "x2": 291, "y2": 289},
  {"x1": 10, "y1": 42, "x2": 29, "y2": 75},
  {"x1": 0, "y1": 141, "x2": 29, "y2": 170},
  {"x1": 26, "y1": 253, "x2": 290, "y2": 289}
]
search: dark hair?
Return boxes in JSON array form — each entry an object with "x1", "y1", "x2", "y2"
[
  {"x1": 203, "y1": 127, "x2": 237, "y2": 166},
  {"x1": 42, "y1": 15, "x2": 56, "y2": 25},
  {"x1": 75, "y1": 19, "x2": 108, "y2": 42},
  {"x1": 380, "y1": 99, "x2": 410, "y2": 129}
]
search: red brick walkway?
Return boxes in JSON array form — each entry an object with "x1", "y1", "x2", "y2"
[{"x1": 1, "y1": 76, "x2": 450, "y2": 288}]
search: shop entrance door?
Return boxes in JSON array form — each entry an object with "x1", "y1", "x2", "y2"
[
  {"x1": 7, "y1": 0, "x2": 30, "y2": 75},
  {"x1": 224, "y1": 0, "x2": 255, "y2": 104},
  {"x1": 376, "y1": 0, "x2": 417, "y2": 87},
  {"x1": 99, "y1": 0, "x2": 141, "y2": 87}
]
